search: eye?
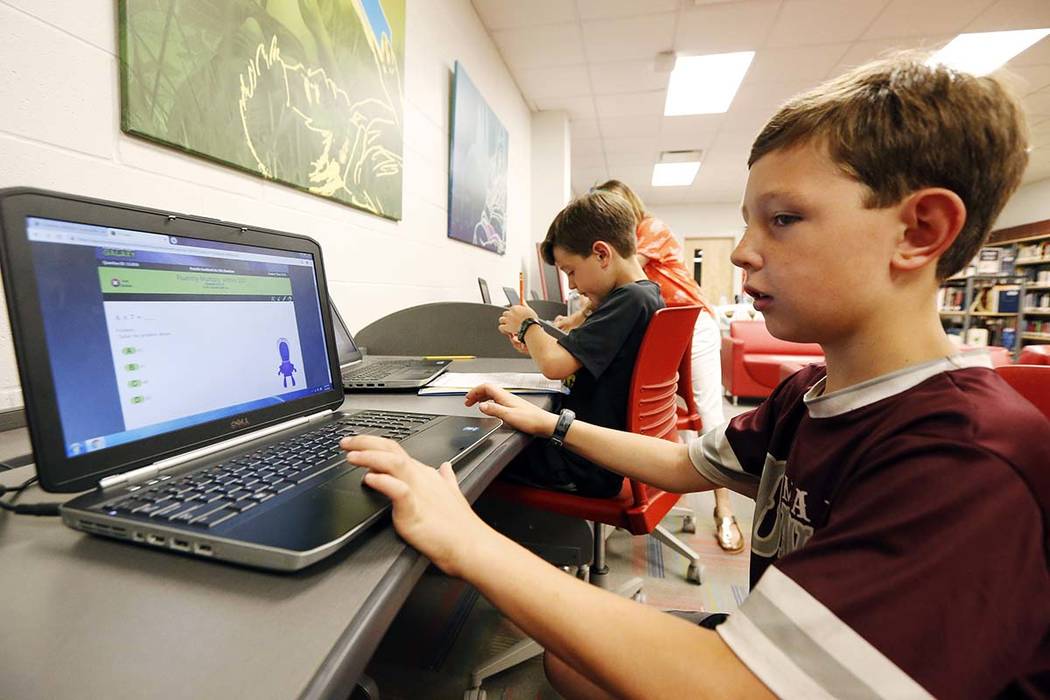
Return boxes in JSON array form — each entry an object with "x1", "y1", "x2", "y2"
[{"x1": 771, "y1": 213, "x2": 801, "y2": 227}]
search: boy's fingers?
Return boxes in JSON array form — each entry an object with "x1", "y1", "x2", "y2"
[
  {"x1": 346, "y1": 449, "x2": 415, "y2": 477},
  {"x1": 438, "y1": 461, "x2": 457, "y2": 486},
  {"x1": 362, "y1": 472, "x2": 410, "y2": 502},
  {"x1": 465, "y1": 383, "x2": 494, "y2": 405},
  {"x1": 340, "y1": 435, "x2": 402, "y2": 452}
]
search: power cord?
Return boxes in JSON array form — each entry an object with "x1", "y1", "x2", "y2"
[{"x1": 0, "y1": 475, "x2": 61, "y2": 516}]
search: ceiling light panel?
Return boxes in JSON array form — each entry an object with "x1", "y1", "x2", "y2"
[
  {"x1": 928, "y1": 29, "x2": 1050, "y2": 76},
  {"x1": 664, "y1": 51, "x2": 755, "y2": 116}
]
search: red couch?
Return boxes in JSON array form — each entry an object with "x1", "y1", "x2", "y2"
[
  {"x1": 721, "y1": 320, "x2": 824, "y2": 401},
  {"x1": 1019, "y1": 344, "x2": 1050, "y2": 365}
]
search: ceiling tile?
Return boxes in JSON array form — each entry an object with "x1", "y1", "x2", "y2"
[
  {"x1": 862, "y1": 0, "x2": 994, "y2": 40},
  {"x1": 595, "y1": 91, "x2": 667, "y2": 118},
  {"x1": 603, "y1": 165, "x2": 654, "y2": 186},
  {"x1": 747, "y1": 43, "x2": 851, "y2": 83},
  {"x1": 766, "y1": 0, "x2": 890, "y2": 48},
  {"x1": 572, "y1": 137, "x2": 605, "y2": 157},
  {"x1": 471, "y1": 0, "x2": 577, "y2": 30},
  {"x1": 514, "y1": 64, "x2": 592, "y2": 99},
  {"x1": 827, "y1": 35, "x2": 953, "y2": 78},
  {"x1": 603, "y1": 135, "x2": 661, "y2": 157},
  {"x1": 590, "y1": 59, "x2": 670, "y2": 95},
  {"x1": 1025, "y1": 87, "x2": 1050, "y2": 117},
  {"x1": 600, "y1": 114, "x2": 663, "y2": 138},
  {"x1": 1008, "y1": 36, "x2": 1050, "y2": 66},
  {"x1": 534, "y1": 95, "x2": 598, "y2": 120},
  {"x1": 1000, "y1": 64, "x2": 1050, "y2": 95},
  {"x1": 573, "y1": 167, "x2": 610, "y2": 192},
  {"x1": 573, "y1": 151, "x2": 609, "y2": 169},
  {"x1": 491, "y1": 23, "x2": 586, "y2": 69},
  {"x1": 675, "y1": 0, "x2": 783, "y2": 55},
  {"x1": 964, "y1": 0, "x2": 1050, "y2": 32},
  {"x1": 571, "y1": 119, "x2": 601, "y2": 139},
  {"x1": 606, "y1": 151, "x2": 661, "y2": 169},
  {"x1": 577, "y1": 0, "x2": 681, "y2": 21},
  {"x1": 582, "y1": 12, "x2": 678, "y2": 63},
  {"x1": 659, "y1": 115, "x2": 722, "y2": 150}
]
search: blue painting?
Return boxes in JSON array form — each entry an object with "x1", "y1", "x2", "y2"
[{"x1": 448, "y1": 62, "x2": 508, "y2": 254}]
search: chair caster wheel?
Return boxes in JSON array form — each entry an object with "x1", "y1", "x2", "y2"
[
  {"x1": 686, "y1": 563, "x2": 703, "y2": 585},
  {"x1": 464, "y1": 689, "x2": 486, "y2": 700},
  {"x1": 681, "y1": 515, "x2": 696, "y2": 534}
]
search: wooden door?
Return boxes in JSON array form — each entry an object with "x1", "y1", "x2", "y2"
[{"x1": 683, "y1": 237, "x2": 736, "y2": 306}]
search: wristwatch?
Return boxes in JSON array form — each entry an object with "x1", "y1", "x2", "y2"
[
  {"x1": 516, "y1": 317, "x2": 540, "y2": 345},
  {"x1": 550, "y1": 408, "x2": 575, "y2": 448}
]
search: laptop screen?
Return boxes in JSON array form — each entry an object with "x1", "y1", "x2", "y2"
[
  {"x1": 329, "y1": 305, "x2": 361, "y2": 365},
  {"x1": 26, "y1": 216, "x2": 334, "y2": 458}
]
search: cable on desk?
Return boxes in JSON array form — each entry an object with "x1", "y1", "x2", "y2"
[{"x1": 0, "y1": 475, "x2": 60, "y2": 516}]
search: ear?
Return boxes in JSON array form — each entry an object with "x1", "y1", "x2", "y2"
[
  {"x1": 592, "y1": 241, "x2": 614, "y2": 267},
  {"x1": 892, "y1": 188, "x2": 966, "y2": 274}
]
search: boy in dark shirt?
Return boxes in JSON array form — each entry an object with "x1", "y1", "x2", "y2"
[
  {"x1": 496, "y1": 190, "x2": 663, "y2": 497},
  {"x1": 342, "y1": 55, "x2": 1049, "y2": 697}
]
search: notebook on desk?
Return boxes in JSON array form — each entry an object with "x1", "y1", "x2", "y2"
[
  {"x1": 0, "y1": 188, "x2": 501, "y2": 571},
  {"x1": 331, "y1": 302, "x2": 451, "y2": 390}
]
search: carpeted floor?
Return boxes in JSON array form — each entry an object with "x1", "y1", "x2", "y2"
[{"x1": 364, "y1": 400, "x2": 757, "y2": 699}]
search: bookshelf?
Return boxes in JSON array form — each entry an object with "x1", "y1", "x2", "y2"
[{"x1": 961, "y1": 219, "x2": 1050, "y2": 353}]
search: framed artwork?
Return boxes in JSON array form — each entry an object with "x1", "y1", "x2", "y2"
[
  {"x1": 119, "y1": 0, "x2": 406, "y2": 220},
  {"x1": 448, "y1": 61, "x2": 508, "y2": 254}
]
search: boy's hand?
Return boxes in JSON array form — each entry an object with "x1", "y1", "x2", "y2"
[
  {"x1": 497, "y1": 304, "x2": 539, "y2": 337},
  {"x1": 466, "y1": 383, "x2": 558, "y2": 437},
  {"x1": 340, "y1": 435, "x2": 490, "y2": 577}
]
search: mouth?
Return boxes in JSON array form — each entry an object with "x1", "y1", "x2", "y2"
[{"x1": 744, "y1": 285, "x2": 771, "y2": 302}]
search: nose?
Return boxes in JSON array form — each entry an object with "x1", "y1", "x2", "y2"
[{"x1": 730, "y1": 227, "x2": 761, "y2": 272}]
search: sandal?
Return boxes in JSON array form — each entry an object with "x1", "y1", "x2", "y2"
[{"x1": 714, "y1": 508, "x2": 744, "y2": 553}]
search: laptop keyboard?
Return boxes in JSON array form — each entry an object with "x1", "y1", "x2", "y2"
[
  {"x1": 101, "y1": 410, "x2": 438, "y2": 529},
  {"x1": 343, "y1": 360, "x2": 421, "y2": 382}
]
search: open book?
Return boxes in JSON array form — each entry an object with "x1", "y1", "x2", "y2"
[{"x1": 418, "y1": 372, "x2": 569, "y2": 396}]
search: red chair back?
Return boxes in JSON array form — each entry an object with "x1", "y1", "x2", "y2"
[
  {"x1": 675, "y1": 334, "x2": 703, "y2": 433},
  {"x1": 486, "y1": 306, "x2": 701, "y2": 536},
  {"x1": 995, "y1": 365, "x2": 1050, "y2": 419},
  {"x1": 625, "y1": 306, "x2": 701, "y2": 514}
]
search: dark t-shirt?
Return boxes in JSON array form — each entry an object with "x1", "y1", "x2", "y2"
[
  {"x1": 689, "y1": 353, "x2": 1050, "y2": 698},
  {"x1": 553, "y1": 280, "x2": 663, "y2": 494}
]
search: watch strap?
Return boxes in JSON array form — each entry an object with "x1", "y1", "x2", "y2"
[
  {"x1": 517, "y1": 317, "x2": 539, "y2": 344},
  {"x1": 550, "y1": 408, "x2": 575, "y2": 448}
]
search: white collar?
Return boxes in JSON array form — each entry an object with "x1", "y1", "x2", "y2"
[{"x1": 804, "y1": 349, "x2": 993, "y2": 418}]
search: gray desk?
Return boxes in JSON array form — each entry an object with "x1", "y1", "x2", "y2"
[{"x1": 0, "y1": 358, "x2": 548, "y2": 700}]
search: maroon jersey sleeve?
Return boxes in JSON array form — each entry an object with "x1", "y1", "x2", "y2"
[
  {"x1": 688, "y1": 366, "x2": 820, "y2": 498},
  {"x1": 717, "y1": 438, "x2": 1050, "y2": 698}
]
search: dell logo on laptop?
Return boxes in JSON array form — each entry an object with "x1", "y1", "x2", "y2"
[
  {"x1": 231, "y1": 417, "x2": 250, "y2": 430},
  {"x1": 462, "y1": 426, "x2": 479, "y2": 432}
]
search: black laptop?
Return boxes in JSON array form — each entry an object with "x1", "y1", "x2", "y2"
[
  {"x1": 0, "y1": 188, "x2": 501, "y2": 571},
  {"x1": 331, "y1": 303, "x2": 451, "y2": 390}
]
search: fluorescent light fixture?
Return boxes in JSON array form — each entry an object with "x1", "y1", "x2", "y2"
[
  {"x1": 652, "y1": 151, "x2": 702, "y2": 187},
  {"x1": 664, "y1": 51, "x2": 755, "y2": 116},
  {"x1": 928, "y1": 28, "x2": 1050, "y2": 76}
]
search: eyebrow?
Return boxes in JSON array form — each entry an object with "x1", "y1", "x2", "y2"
[{"x1": 741, "y1": 190, "x2": 804, "y2": 221}]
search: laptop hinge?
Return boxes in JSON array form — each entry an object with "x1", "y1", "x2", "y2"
[{"x1": 97, "y1": 409, "x2": 335, "y2": 490}]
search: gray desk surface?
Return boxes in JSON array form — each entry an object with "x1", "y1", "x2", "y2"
[{"x1": 0, "y1": 358, "x2": 548, "y2": 700}]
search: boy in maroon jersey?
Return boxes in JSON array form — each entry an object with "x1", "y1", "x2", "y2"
[{"x1": 341, "y1": 55, "x2": 1050, "y2": 698}]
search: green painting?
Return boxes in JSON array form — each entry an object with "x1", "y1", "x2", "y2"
[{"x1": 119, "y1": 0, "x2": 405, "y2": 219}]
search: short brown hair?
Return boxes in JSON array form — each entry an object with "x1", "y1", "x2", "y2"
[
  {"x1": 749, "y1": 53, "x2": 1029, "y2": 279},
  {"x1": 594, "y1": 179, "x2": 648, "y2": 224},
  {"x1": 541, "y1": 191, "x2": 637, "y2": 264}
]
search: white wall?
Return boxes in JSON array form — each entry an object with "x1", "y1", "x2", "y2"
[
  {"x1": 529, "y1": 110, "x2": 571, "y2": 297},
  {"x1": 0, "y1": 0, "x2": 532, "y2": 409},
  {"x1": 994, "y1": 177, "x2": 1050, "y2": 230}
]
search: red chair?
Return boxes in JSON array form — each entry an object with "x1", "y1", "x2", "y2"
[
  {"x1": 995, "y1": 365, "x2": 1050, "y2": 419},
  {"x1": 486, "y1": 305, "x2": 704, "y2": 583},
  {"x1": 468, "y1": 306, "x2": 704, "y2": 696},
  {"x1": 721, "y1": 320, "x2": 824, "y2": 402},
  {"x1": 1019, "y1": 344, "x2": 1050, "y2": 366}
]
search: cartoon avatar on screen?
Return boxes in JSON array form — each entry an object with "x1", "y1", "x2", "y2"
[{"x1": 276, "y1": 338, "x2": 297, "y2": 387}]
